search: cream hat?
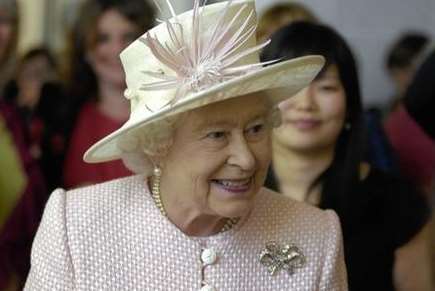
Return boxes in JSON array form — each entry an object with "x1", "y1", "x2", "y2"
[{"x1": 84, "y1": 0, "x2": 324, "y2": 163}]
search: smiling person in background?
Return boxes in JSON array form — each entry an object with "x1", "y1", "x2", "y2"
[
  {"x1": 261, "y1": 22, "x2": 432, "y2": 291},
  {"x1": 25, "y1": 1, "x2": 348, "y2": 290},
  {"x1": 63, "y1": 0, "x2": 155, "y2": 188}
]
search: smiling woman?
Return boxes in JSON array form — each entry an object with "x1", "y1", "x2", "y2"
[
  {"x1": 25, "y1": 1, "x2": 347, "y2": 290},
  {"x1": 262, "y1": 21, "x2": 432, "y2": 291},
  {"x1": 62, "y1": 0, "x2": 155, "y2": 188}
]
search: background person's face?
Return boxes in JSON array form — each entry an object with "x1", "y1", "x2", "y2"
[
  {"x1": 160, "y1": 93, "x2": 273, "y2": 218},
  {"x1": 274, "y1": 65, "x2": 347, "y2": 153},
  {"x1": 17, "y1": 55, "x2": 55, "y2": 108},
  {"x1": 0, "y1": 9, "x2": 13, "y2": 61},
  {"x1": 88, "y1": 9, "x2": 139, "y2": 88},
  {"x1": 389, "y1": 65, "x2": 416, "y2": 97}
]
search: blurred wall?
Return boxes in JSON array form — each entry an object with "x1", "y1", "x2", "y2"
[{"x1": 17, "y1": 0, "x2": 45, "y2": 54}]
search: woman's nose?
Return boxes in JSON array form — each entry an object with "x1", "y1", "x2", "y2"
[
  {"x1": 289, "y1": 87, "x2": 316, "y2": 111},
  {"x1": 227, "y1": 136, "x2": 256, "y2": 171}
]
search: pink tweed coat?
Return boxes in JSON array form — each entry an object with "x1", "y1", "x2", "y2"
[{"x1": 25, "y1": 175, "x2": 347, "y2": 290}]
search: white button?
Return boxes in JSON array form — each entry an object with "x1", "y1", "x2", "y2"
[
  {"x1": 200, "y1": 284, "x2": 216, "y2": 291},
  {"x1": 201, "y1": 248, "x2": 217, "y2": 265}
]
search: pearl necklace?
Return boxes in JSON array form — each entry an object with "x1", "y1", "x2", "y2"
[{"x1": 151, "y1": 167, "x2": 239, "y2": 233}]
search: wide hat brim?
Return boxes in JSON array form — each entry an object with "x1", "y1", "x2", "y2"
[{"x1": 84, "y1": 55, "x2": 324, "y2": 163}]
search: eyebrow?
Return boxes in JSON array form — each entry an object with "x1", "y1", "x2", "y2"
[
  {"x1": 194, "y1": 113, "x2": 268, "y2": 132},
  {"x1": 318, "y1": 72, "x2": 339, "y2": 80}
]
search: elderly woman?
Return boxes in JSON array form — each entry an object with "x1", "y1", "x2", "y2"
[{"x1": 25, "y1": 1, "x2": 347, "y2": 290}]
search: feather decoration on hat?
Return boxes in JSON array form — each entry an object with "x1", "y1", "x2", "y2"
[{"x1": 140, "y1": 0, "x2": 276, "y2": 109}]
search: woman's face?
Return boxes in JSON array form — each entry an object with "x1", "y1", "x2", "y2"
[
  {"x1": 0, "y1": 9, "x2": 13, "y2": 61},
  {"x1": 274, "y1": 65, "x2": 347, "y2": 153},
  {"x1": 88, "y1": 9, "x2": 139, "y2": 87},
  {"x1": 17, "y1": 55, "x2": 55, "y2": 108},
  {"x1": 160, "y1": 93, "x2": 273, "y2": 218}
]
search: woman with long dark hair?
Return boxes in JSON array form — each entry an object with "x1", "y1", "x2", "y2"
[
  {"x1": 63, "y1": 0, "x2": 155, "y2": 188},
  {"x1": 261, "y1": 22, "x2": 432, "y2": 291}
]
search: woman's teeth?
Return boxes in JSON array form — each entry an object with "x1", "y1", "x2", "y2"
[{"x1": 212, "y1": 178, "x2": 252, "y2": 193}]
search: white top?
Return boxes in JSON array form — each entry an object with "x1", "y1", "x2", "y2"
[{"x1": 25, "y1": 175, "x2": 348, "y2": 290}]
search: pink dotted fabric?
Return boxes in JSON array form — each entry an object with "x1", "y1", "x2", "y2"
[{"x1": 25, "y1": 175, "x2": 347, "y2": 290}]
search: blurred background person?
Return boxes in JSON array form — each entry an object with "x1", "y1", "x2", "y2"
[
  {"x1": 3, "y1": 47, "x2": 67, "y2": 192},
  {"x1": 257, "y1": 1, "x2": 318, "y2": 42},
  {"x1": 62, "y1": 0, "x2": 155, "y2": 188},
  {"x1": 261, "y1": 22, "x2": 432, "y2": 291},
  {"x1": 0, "y1": 0, "x2": 18, "y2": 96},
  {"x1": 0, "y1": 101, "x2": 47, "y2": 291},
  {"x1": 384, "y1": 38, "x2": 435, "y2": 195},
  {"x1": 401, "y1": 48, "x2": 435, "y2": 284},
  {"x1": 385, "y1": 32, "x2": 430, "y2": 113},
  {"x1": 0, "y1": 1, "x2": 48, "y2": 289},
  {"x1": 402, "y1": 49, "x2": 435, "y2": 142}
]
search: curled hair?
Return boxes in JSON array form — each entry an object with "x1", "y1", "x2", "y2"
[{"x1": 118, "y1": 113, "x2": 185, "y2": 176}]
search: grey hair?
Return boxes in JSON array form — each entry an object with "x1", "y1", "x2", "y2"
[{"x1": 117, "y1": 113, "x2": 185, "y2": 176}]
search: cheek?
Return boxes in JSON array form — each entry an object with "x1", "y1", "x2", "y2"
[
  {"x1": 0, "y1": 25, "x2": 12, "y2": 39},
  {"x1": 278, "y1": 97, "x2": 291, "y2": 111},
  {"x1": 319, "y1": 93, "x2": 346, "y2": 124},
  {"x1": 317, "y1": 95, "x2": 347, "y2": 141},
  {"x1": 92, "y1": 45, "x2": 110, "y2": 62},
  {"x1": 273, "y1": 124, "x2": 294, "y2": 146},
  {"x1": 252, "y1": 137, "x2": 272, "y2": 171}
]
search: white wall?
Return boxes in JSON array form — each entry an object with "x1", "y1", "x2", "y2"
[
  {"x1": 256, "y1": 0, "x2": 435, "y2": 108},
  {"x1": 17, "y1": 0, "x2": 45, "y2": 54}
]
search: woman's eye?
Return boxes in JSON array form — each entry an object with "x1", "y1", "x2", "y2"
[
  {"x1": 206, "y1": 131, "x2": 226, "y2": 139},
  {"x1": 96, "y1": 33, "x2": 110, "y2": 44},
  {"x1": 318, "y1": 84, "x2": 339, "y2": 92},
  {"x1": 246, "y1": 123, "x2": 265, "y2": 135}
]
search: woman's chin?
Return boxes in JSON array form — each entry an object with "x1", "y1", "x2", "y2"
[
  {"x1": 214, "y1": 201, "x2": 253, "y2": 219},
  {"x1": 209, "y1": 179, "x2": 258, "y2": 217}
]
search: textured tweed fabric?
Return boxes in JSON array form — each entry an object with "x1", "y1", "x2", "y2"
[{"x1": 25, "y1": 175, "x2": 347, "y2": 290}]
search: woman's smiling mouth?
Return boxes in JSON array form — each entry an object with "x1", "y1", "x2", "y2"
[{"x1": 211, "y1": 177, "x2": 253, "y2": 194}]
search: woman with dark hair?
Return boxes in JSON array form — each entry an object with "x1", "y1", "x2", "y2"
[
  {"x1": 261, "y1": 22, "x2": 432, "y2": 291},
  {"x1": 385, "y1": 48, "x2": 435, "y2": 195},
  {"x1": 63, "y1": 0, "x2": 155, "y2": 188},
  {"x1": 3, "y1": 46, "x2": 67, "y2": 192},
  {"x1": 385, "y1": 32, "x2": 430, "y2": 109}
]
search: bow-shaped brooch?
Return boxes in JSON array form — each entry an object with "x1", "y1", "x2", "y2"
[{"x1": 259, "y1": 241, "x2": 306, "y2": 276}]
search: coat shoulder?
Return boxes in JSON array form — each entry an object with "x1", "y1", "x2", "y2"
[{"x1": 258, "y1": 187, "x2": 340, "y2": 230}]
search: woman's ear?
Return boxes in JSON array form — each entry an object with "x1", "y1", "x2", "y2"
[{"x1": 149, "y1": 154, "x2": 165, "y2": 171}]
